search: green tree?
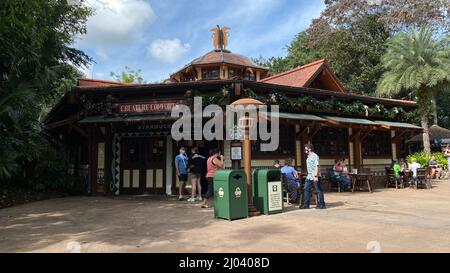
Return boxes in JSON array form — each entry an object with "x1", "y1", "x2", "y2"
[
  {"x1": 110, "y1": 66, "x2": 145, "y2": 84},
  {"x1": 436, "y1": 88, "x2": 450, "y2": 129},
  {"x1": 0, "y1": 0, "x2": 92, "y2": 186},
  {"x1": 376, "y1": 27, "x2": 450, "y2": 153},
  {"x1": 283, "y1": 32, "x2": 321, "y2": 69},
  {"x1": 273, "y1": 14, "x2": 389, "y2": 95},
  {"x1": 313, "y1": 0, "x2": 449, "y2": 40},
  {"x1": 261, "y1": 0, "x2": 449, "y2": 96},
  {"x1": 253, "y1": 56, "x2": 292, "y2": 75},
  {"x1": 312, "y1": 14, "x2": 389, "y2": 95}
]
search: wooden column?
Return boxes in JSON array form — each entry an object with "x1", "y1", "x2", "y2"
[
  {"x1": 104, "y1": 125, "x2": 112, "y2": 195},
  {"x1": 348, "y1": 128, "x2": 352, "y2": 170},
  {"x1": 301, "y1": 134, "x2": 308, "y2": 172},
  {"x1": 88, "y1": 126, "x2": 98, "y2": 195},
  {"x1": 353, "y1": 131, "x2": 362, "y2": 170}
]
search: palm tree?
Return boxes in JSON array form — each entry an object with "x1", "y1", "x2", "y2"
[{"x1": 377, "y1": 27, "x2": 450, "y2": 154}]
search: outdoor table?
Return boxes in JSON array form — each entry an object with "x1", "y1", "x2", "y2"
[{"x1": 349, "y1": 173, "x2": 373, "y2": 193}]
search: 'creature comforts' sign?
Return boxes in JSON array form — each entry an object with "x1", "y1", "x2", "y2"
[{"x1": 118, "y1": 99, "x2": 186, "y2": 114}]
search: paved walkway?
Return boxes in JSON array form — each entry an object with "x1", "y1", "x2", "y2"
[{"x1": 1, "y1": 179, "x2": 449, "y2": 253}]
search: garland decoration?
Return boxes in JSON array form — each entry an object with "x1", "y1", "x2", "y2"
[{"x1": 192, "y1": 88, "x2": 415, "y2": 122}]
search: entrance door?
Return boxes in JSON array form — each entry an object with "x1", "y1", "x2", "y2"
[{"x1": 120, "y1": 137, "x2": 166, "y2": 194}]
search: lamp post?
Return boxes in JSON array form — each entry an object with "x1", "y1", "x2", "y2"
[{"x1": 231, "y1": 98, "x2": 263, "y2": 217}]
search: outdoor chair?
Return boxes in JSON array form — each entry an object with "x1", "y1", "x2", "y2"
[
  {"x1": 326, "y1": 168, "x2": 341, "y2": 192},
  {"x1": 281, "y1": 173, "x2": 318, "y2": 206},
  {"x1": 413, "y1": 168, "x2": 432, "y2": 189},
  {"x1": 281, "y1": 173, "x2": 302, "y2": 205},
  {"x1": 385, "y1": 167, "x2": 404, "y2": 189}
]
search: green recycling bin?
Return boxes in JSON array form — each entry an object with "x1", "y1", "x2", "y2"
[
  {"x1": 253, "y1": 169, "x2": 283, "y2": 215},
  {"x1": 213, "y1": 170, "x2": 248, "y2": 221}
]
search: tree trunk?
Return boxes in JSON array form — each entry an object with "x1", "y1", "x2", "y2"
[
  {"x1": 421, "y1": 108, "x2": 431, "y2": 154},
  {"x1": 431, "y1": 89, "x2": 438, "y2": 125}
]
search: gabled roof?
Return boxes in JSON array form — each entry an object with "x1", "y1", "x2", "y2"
[
  {"x1": 77, "y1": 78, "x2": 128, "y2": 88},
  {"x1": 259, "y1": 59, "x2": 346, "y2": 93}
]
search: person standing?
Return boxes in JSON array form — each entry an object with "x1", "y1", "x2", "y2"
[
  {"x1": 187, "y1": 146, "x2": 206, "y2": 202},
  {"x1": 201, "y1": 149, "x2": 224, "y2": 208},
  {"x1": 300, "y1": 144, "x2": 325, "y2": 209},
  {"x1": 175, "y1": 147, "x2": 189, "y2": 201}
]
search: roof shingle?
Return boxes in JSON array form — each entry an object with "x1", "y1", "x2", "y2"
[{"x1": 259, "y1": 59, "x2": 326, "y2": 87}]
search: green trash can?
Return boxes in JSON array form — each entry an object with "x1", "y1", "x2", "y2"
[
  {"x1": 253, "y1": 169, "x2": 283, "y2": 215},
  {"x1": 213, "y1": 170, "x2": 248, "y2": 221}
]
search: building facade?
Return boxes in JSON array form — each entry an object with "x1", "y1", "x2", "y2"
[{"x1": 44, "y1": 28, "x2": 422, "y2": 196}]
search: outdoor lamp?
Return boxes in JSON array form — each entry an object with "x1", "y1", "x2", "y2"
[
  {"x1": 231, "y1": 98, "x2": 263, "y2": 216},
  {"x1": 238, "y1": 115, "x2": 257, "y2": 130}
]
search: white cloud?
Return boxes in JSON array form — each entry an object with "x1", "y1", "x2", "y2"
[
  {"x1": 148, "y1": 38, "x2": 191, "y2": 64},
  {"x1": 80, "y1": 0, "x2": 155, "y2": 46}
]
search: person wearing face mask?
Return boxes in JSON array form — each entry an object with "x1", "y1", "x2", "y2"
[
  {"x1": 300, "y1": 143, "x2": 326, "y2": 209},
  {"x1": 175, "y1": 146, "x2": 189, "y2": 201}
]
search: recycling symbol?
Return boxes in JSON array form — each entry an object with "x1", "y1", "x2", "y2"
[
  {"x1": 234, "y1": 187, "x2": 242, "y2": 198},
  {"x1": 218, "y1": 187, "x2": 224, "y2": 198}
]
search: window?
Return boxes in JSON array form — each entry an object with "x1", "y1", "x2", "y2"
[
  {"x1": 244, "y1": 71, "x2": 255, "y2": 81},
  {"x1": 202, "y1": 67, "x2": 220, "y2": 79},
  {"x1": 228, "y1": 68, "x2": 238, "y2": 78},
  {"x1": 312, "y1": 127, "x2": 348, "y2": 157},
  {"x1": 180, "y1": 72, "x2": 195, "y2": 82},
  {"x1": 362, "y1": 131, "x2": 392, "y2": 157},
  {"x1": 252, "y1": 124, "x2": 295, "y2": 157}
]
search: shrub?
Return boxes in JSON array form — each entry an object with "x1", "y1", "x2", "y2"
[{"x1": 406, "y1": 152, "x2": 448, "y2": 168}]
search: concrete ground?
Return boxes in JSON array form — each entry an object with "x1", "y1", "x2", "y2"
[{"x1": 1, "y1": 179, "x2": 450, "y2": 253}]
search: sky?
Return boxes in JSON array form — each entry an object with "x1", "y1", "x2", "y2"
[{"x1": 75, "y1": 0, "x2": 326, "y2": 83}]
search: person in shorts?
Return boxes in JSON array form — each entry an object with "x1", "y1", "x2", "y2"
[
  {"x1": 187, "y1": 146, "x2": 206, "y2": 202},
  {"x1": 175, "y1": 147, "x2": 189, "y2": 201}
]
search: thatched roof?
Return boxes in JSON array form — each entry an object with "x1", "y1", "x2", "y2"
[{"x1": 407, "y1": 125, "x2": 450, "y2": 143}]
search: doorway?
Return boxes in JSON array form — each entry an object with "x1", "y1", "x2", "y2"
[{"x1": 120, "y1": 137, "x2": 166, "y2": 194}]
